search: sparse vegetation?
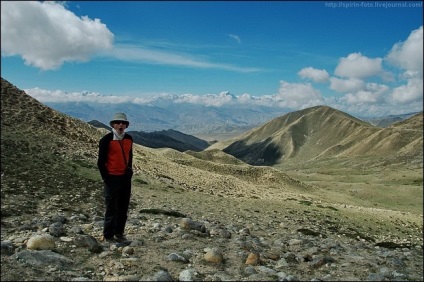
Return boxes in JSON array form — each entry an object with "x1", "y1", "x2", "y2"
[{"x1": 1, "y1": 77, "x2": 422, "y2": 281}]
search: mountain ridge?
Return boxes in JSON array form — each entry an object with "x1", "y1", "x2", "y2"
[
  {"x1": 87, "y1": 120, "x2": 211, "y2": 152},
  {"x1": 40, "y1": 97, "x2": 419, "y2": 139},
  {"x1": 1, "y1": 76, "x2": 422, "y2": 281},
  {"x1": 208, "y1": 105, "x2": 422, "y2": 166},
  {"x1": 43, "y1": 100, "x2": 285, "y2": 138}
]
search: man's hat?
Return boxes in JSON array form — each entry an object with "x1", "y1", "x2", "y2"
[{"x1": 110, "y1": 112, "x2": 129, "y2": 127}]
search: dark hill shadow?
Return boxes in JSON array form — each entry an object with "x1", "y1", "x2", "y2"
[{"x1": 223, "y1": 138, "x2": 282, "y2": 166}]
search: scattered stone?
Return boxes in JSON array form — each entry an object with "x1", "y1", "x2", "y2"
[
  {"x1": 60, "y1": 236, "x2": 73, "y2": 242},
  {"x1": 26, "y1": 234, "x2": 55, "y2": 250},
  {"x1": 1, "y1": 241, "x2": 15, "y2": 255},
  {"x1": 11, "y1": 250, "x2": 73, "y2": 268},
  {"x1": 1, "y1": 204, "x2": 423, "y2": 281},
  {"x1": 204, "y1": 248, "x2": 224, "y2": 263},
  {"x1": 168, "y1": 252, "x2": 189, "y2": 263},
  {"x1": 245, "y1": 252, "x2": 260, "y2": 265},
  {"x1": 73, "y1": 234, "x2": 103, "y2": 253},
  {"x1": 180, "y1": 218, "x2": 206, "y2": 233},
  {"x1": 179, "y1": 268, "x2": 199, "y2": 281}
]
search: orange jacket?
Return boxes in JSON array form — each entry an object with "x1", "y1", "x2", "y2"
[{"x1": 97, "y1": 132, "x2": 133, "y2": 180}]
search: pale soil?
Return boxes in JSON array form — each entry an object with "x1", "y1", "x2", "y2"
[
  {"x1": 2, "y1": 76, "x2": 422, "y2": 281},
  {"x1": 1, "y1": 149, "x2": 422, "y2": 281}
]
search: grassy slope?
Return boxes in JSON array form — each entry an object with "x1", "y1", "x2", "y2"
[{"x1": 1, "y1": 77, "x2": 422, "y2": 246}]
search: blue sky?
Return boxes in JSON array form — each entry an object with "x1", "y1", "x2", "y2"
[{"x1": 1, "y1": 1, "x2": 423, "y2": 117}]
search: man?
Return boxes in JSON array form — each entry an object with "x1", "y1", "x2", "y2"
[{"x1": 97, "y1": 112, "x2": 133, "y2": 243}]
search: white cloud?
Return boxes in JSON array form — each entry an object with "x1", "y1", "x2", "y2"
[
  {"x1": 334, "y1": 52, "x2": 383, "y2": 79},
  {"x1": 386, "y1": 26, "x2": 423, "y2": 77},
  {"x1": 390, "y1": 78, "x2": 423, "y2": 104},
  {"x1": 274, "y1": 81, "x2": 324, "y2": 108},
  {"x1": 324, "y1": 27, "x2": 423, "y2": 115},
  {"x1": 1, "y1": 1, "x2": 114, "y2": 70},
  {"x1": 18, "y1": 21, "x2": 423, "y2": 120},
  {"x1": 24, "y1": 87, "x2": 132, "y2": 103},
  {"x1": 176, "y1": 93, "x2": 228, "y2": 107},
  {"x1": 384, "y1": 25, "x2": 423, "y2": 105},
  {"x1": 298, "y1": 67, "x2": 330, "y2": 83},
  {"x1": 228, "y1": 34, "x2": 241, "y2": 43},
  {"x1": 109, "y1": 44, "x2": 261, "y2": 73},
  {"x1": 24, "y1": 87, "x2": 241, "y2": 107},
  {"x1": 329, "y1": 77, "x2": 365, "y2": 93},
  {"x1": 172, "y1": 92, "x2": 237, "y2": 107},
  {"x1": 343, "y1": 83, "x2": 389, "y2": 104},
  {"x1": 24, "y1": 79, "x2": 421, "y2": 119},
  {"x1": 0, "y1": 2, "x2": 261, "y2": 73}
]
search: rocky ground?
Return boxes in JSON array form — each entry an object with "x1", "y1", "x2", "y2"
[
  {"x1": 1, "y1": 77, "x2": 422, "y2": 281},
  {"x1": 1, "y1": 174, "x2": 423, "y2": 281}
]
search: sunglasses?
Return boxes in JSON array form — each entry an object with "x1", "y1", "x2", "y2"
[{"x1": 114, "y1": 121, "x2": 128, "y2": 125}]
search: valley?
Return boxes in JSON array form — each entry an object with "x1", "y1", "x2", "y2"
[{"x1": 1, "y1": 77, "x2": 422, "y2": 281}]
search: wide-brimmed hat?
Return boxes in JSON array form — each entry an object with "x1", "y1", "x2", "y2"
[{"x1": 110, "y1": 112, "x2": 129, "y2": 127}]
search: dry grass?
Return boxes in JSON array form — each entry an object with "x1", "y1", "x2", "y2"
[{"x1": 1, "y1": 77, "x2": 422, "y2": 246}]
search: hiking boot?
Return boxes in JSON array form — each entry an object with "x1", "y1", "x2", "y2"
[
  {"x1": 114, "y1": 234, "x2": 127, "y2": 242},
  {"x1": 114, "y1": 234, "x2": 131, "y2": 246},
  {"x1": 100, "y1": 235, "x2": 115, "y2": 242},
  {"x1": 101, "y1": 236, "x2": 117, "y2": 248},
  {"x1": 105, "y1": 237, "x2": 116, "y2": 243}
]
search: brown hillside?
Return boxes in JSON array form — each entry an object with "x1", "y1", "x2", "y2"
[
  {"x1": 1, "y1": 77, "x2": 310, "y2": 219},
  {"x1": 389, "y1": 112, "x2": 423, "y2": 131},
  {"x1": 209, "y1": 105, "x2": 422, "y2": 166},
  {"x1": 1, "y1": 77, "x2": 422, "y2": 281},
  {"x1": 318, "y1": 112, "x2": 423, "y2": 162},
  {"x1": 1, "y1": 78, "x2": 105, "y2": 217}
]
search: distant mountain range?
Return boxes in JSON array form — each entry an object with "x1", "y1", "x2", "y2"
[
  {"x1": 2, "y1": 67, "x2": 422, "y2": 282},
  {"x1": 88, "y1": 120, "x2": 212, "y2": 152},
  {"x1": 3, "y1": 76, "x2": 422, "y2": 170},
  {"x1": 44, "y1": 98, "x2": 288, "y2": 139},
  {"x1": 43, "y1": 97, "x2": 420, "y2": 142},
  {"x1": 363, "y1": 113, "x2": 421, "y2": 127}
]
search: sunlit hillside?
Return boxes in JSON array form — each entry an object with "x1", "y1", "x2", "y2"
[{"x1": 1, "y1": 77, "x2": 422, "y2": 281}]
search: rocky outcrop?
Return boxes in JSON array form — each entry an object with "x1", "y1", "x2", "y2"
[{"x1": 1, "y1": 205, "x2": 422, "y2": 281}]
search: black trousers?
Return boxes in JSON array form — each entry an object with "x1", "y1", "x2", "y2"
[{"x1": 103, "y1": 175, "x2": 131, "y2": 239}]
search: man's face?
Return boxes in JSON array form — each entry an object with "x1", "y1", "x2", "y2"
[{"x1": 112, "y1": 121, "x2": 127, "y2": 134}]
